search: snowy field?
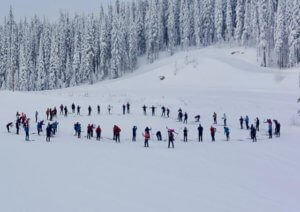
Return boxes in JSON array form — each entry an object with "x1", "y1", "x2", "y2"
[{"x1": 0, "y1": 47, "x2": 299, "y2": 212}]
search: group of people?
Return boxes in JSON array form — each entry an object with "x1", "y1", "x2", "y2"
[{"x1": 142, "y1": 105, "x2": 170, "y2": 117}]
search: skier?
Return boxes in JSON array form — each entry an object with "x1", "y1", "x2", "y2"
[
  {"x1": 72, "y1": 103, "x2": 76, "y2": 113},
  {"x1": 156, "y1": 131, "x2": 162, "y2": 141},
  {"x1": 77, "y1": 123, "x2": 82, "y2": 138},
  {"x1": 166, "y1": 108, "x2": 170, "y2": 118},
  {"x1": 222, "y1": 113, "x2": 227, "y2": 126},
  {"x1": 24, "y1": 124, "x2": 30, "y2": 141},
  {"x1": 210, "y1": 126, "x2": 216, "y2": 142},
  {"x1": 250, "y1": 125, "x2": 257, "y2": 142},
  {"x1": 213, "y1": 112, "x2": 217, "y2": 124},
  {"x1": 255, "y1": 117, "x2": 260, "y2": 131},
  {"x1": 126, "y1": 102, "x2": 130, "y2": 114},
  {"x1": 197, "y1": 124, "x2": 203, "y2": 142},
  {"x1": 87, "y1": 124, "x2": 92, "y2": 139},
  {"x1": 143, "y1": 131, "x2": 150, "y2": 147},
  {"x1": 96, "y1": 126, "x2": 102, "y2": 141},
  {"x1": 77, "y1": 105, "x2": 81, "y2": 115},
  {"x1": 161, "y1": 106, "x2": 166, "y2": 117},
  {"x1": 178, "y1": 108, "x2": 183, "y2": 122},
  {"x1": 37, "y1": 120, "x2": 44, "y2": 135},
  {"x1": 108, "y1": 105, "x2": 112, "y2": 115},
  {"x1": 183, "y1": 127, "x2": 188, "y2": 142},
  {"x1": 142, "y1": 105, "x2": 147, "y2": 115},
  {"x1": 6, "y1": 122, "x2": 13, "y2": 133},
  {"x1": 274, "y1": 120, "x2": 281, "y2": 137},
  {"x1": 224, "y1": 126, "x2": 230, "y2": 141},
  {"x1": 97, "y1": 105, "x2": 101, "y2": 115},
  {"x1": 49, "y1": 109, "x2": 53, "y2": 121},
  {"x1": 132, "y1": 126, "x2": 138, "y2": 141},
  {"x1": 53, "y1": 107, "x2": 57, "y2": 118},
  {"x1": 245, "y1": 115, "x2": 250, "y2": 130},
  {"x1": 60, "y1": 104, "x2": 64, "y2": 115},
  {"x1": 239, "y1": 116, "x2": 244, "y2": 129},
  {"x1": 195, "y1": 115, "x2": 200, "y2": 122},
  {"x1": 52, "y1": 121, "x2": 59, "y2": 135},
  {"x1": 64, "y1": 106, "x2": 68, "y2": 117},
  {"x1": 35, "y1": 111, "x2": 38, "y2": 123},
  {"x1": 151, "y1": 105, "x2": 156, "y2": 116},
  {"x1": 88, "y1": 106, "x2": 92, "y2": 116},
  {"x1": 167, "y1": 128, "x2": 177, "y2": 148},
  {"x1": 122, "y1": 104, "x2": 126, "y2": 115},
  {"x1": 113, "y1": 125, "x2": 121, "y2": 142},
  {"x1": 46, "y1": 123, "x2": 52, "y2": 142},
  {"x1": 183, "y1": 112, "x2": 188, "y2": 124}
]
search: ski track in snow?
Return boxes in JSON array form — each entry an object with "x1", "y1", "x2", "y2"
[{"x1": 0, "y1": 47, "x2": 300, "y2": 212}]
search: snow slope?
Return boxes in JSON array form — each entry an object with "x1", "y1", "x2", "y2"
[{"x1": 0, "y1": 47, "x2": 299, "y2": 212}]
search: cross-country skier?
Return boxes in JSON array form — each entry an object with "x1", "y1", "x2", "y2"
[
  {"x1": 46, "y1": 108, "x2": 50, "y2": 120},
  {"x1": 245, "y1": 115, "x2": 250, "y2": 130},
  {"x1": 6, "y1": 122, "x2": 13, "y2": 133},
  {"x1": 178, "y1": 109, "x2": 183, "y2": 122},
  {"x1": 213, "y1": 112, "x2": 217, "y2": 124},
  {"x1": 265, "y1": 119, "x2": 272, "y2": 139},
  {"x1": 88, "y1": 106, "x2": 92, "y2": 116},
  {"x1": 166, "y1": 108, "x2": 170, "y2": 118},
  {"x1": 156, "y1": 131, "x2": 162, "y2": 141},
  {"x1": 239, "y1": 116, "x2": 244, "y2": 129},
  {"x1": 143, "y1": 131, "x2": 150, "y2": 147},
  {"x1": 72, "y1": 103, "x2": 76, "y2": 113},
  {"x1": 77, "y1": 105, "x2": 81, "y2": 115},
  {"x1": 224, "y1": 126, "x2": 230, "y2": 141},
  {"x1": 142, "y1": 105, "x2": 147, "y2": 115},
  {"x1": 87, "y1": 124, "x2": 92, "y2": 139},
  {"x1": 255, "y1": 117, "x2": 260, "y2": 131},
  {"x1": 113, "y1": 125, "x2": 121, "y2": 142},
  {"x1": 167, "y1": 128, "x2": 178, "y2": 148},
  {"x1": 24, "y1": 124, "x2": 30, "y2": 141},
  {"x1": 126, "y1": 102, "x2": 130, "y2": 114},
  {"x1": 64, "y1": 106, "x2": 68, "y2": 117},
  {"x1": 210, "y1": 126, "x2": 216, "y2": 142},
  {"x1": 145, "y1": 127, "x2": 152, "y2": 138},
  {"x1": 197, "y1": 124, "x2": 203, "y2": 142},
  {"x1": 183, "y1": 127, "x2": 188, "y2": 142},
  {"x1": 132, "y1": 126, "x2": 137, "y2": 141},
  {"x1": 96, "y1": 126, "x2": 102, "y2": 141},
  {"x1": 195, "y1": 115, "x2": 200, "y2": 122},
  {"x1": 37, "y1": 120, "x2": 44, "y2": 135},
  {"x1": 250, "y1": 125, "x2": 257, "y2": 142},
  {"x1": 52, "y1": 121, "x2": 58, "y2": 135},
  {"x1": 122, "y1": 104, "x2": 126, "y2": 115},
  {"x1": 151, "y1": 106, "x2": 156, "y2": 116},
  {"x1": 183, "y1": 112, "x2": 188, "y2": 124},
  {"x1": 16, "y1": 119, "x2": 20, "y2": 134}
]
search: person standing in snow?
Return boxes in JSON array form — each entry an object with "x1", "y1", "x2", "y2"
[
  {"x1": 35, "y1": 111, "x2": 38, "y2": 123},
  {"x1": 142, "y1": 105, "x2": 147, "y2": 115},
  {"x1": 166, "y1": 108, "x2": 170, "y2": 118},
  {"x1": 197, "y1": 124, "x2": 203, "y2": 142},
  {"x1": 60, "y1": 104, "x2": 64, "y2": 115},
  {"x1": 77, "y1": 105, "x2": 81, "y2": 115},
  {"x1": 213, "y1": 112, "x2": 217, "y2": 124},
  {"x1": 265, "y1": 119, "x2": 273, "y2": 139},
  {"x1": 255, "y1": 117, "x2": 260, "y2": 131},
  {"x1": 6, "y1": 122, "x2": 13, "y2": 133},
  {"x1": 161, "y1": 106, "x2": 166, "y2": 117},
  {"x1": 24, "y1": 121, "x2": 30, "y2": 141},
  {"x1": 37, "y1": 120, "x2": 44, "y2": 135},
  {"x1": 114, "y1": 125, "x2": 121, "y2": 143},
  {"x1": 183, "y1": 127, "x2": 188, "y2": 142},
  {"x1": 245, "y1": 115, "x2": 250, "y2": 130},
  {"x1": 46, "y1": 123, "x2": 52, "y2": 142},
  {"x1": 250, "y1": 125, "x2": 257, "y2": 142},
  {"x1": 108, "y1": 105, "x2": 112, "y2": 115},
  {"x1": 151, "y1": 105, "x2": 156, "y2": 116},
  {"x1": 195, "y1": 115, "x2": 200, "y2": 122},
  {"x1": 88, "y1": 106, "x2": 92, "y2": 116},
  {"x1": 132, "y1": 126, "x2": 137, "y2": 141},
  {"x1": 64, "y1": 106, "x2": 68, "y2": 117},
  {"x1": 122, "y1": 104, "x2": 126, "y2": 115},
  {"x1": 97, "y1": 105, "x2": 101, "y2": 115},
  {"x1": 16, "y1": 119, "x2": 20, "y2": 134},
  {"x1": 178, "y1": 108, "x2": 183, "y2": 122},
  {"x1": 183, "y1": 112, "x2": 188, "y2": 124},
  {"x1": 210, "y1": 126, "x2": 216, "y2": 142},
  {"x1": 143, "y1": 131, "x2": 150, "y2": 147},
  {"x1": 71, "y1": 103, "x2": 76, "y2": 113},
  {"x1": 167, "y1": 128, "x2": 177, "y2": 148},
  {"x1": 224, "y1": 126, "x2": 230, "y2": 141},
  {"x1": 96, "y1": 126, "x2": 102, "y2": 141},
  {"x1": 156, "y1": 131, "x2": 162, "y2": 141},
  {"x1": 274, "y1": 120, "x2": 281, "y2": 137},
  {"x1": 222, "y1": 113, "x2": 227, "y2": 126},
  {"x1": 46, "y1": 108, "x2": 50, "y2": 120},
  {"x1": 126, "y1": 102, "x2": 130, "y2": 114},
  {"x1": 239, "y1": 116, "x2": 244, "y2": 129}
]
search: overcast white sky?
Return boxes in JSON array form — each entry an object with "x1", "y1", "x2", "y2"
[{"x1": 1, "y1": 0, "x2": 113, "y2": 21}]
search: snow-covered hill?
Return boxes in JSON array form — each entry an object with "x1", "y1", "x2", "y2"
[{"x1": 0, "y1": 47, "x2": 299, "y2": 212}]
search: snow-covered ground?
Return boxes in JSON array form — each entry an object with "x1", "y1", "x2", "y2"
[{"x1": 0, "y1": 47, "x2": 299, "y2": 212}]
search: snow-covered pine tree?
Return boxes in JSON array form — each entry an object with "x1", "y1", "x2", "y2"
[
  {"x1": 288, "y1": 0, "x2": 300, "y2": 67},
  {"x1": 48, "y1": 31, "x2": 59, "y2": 89},
  {"x1": 168, "y1": 0, "x2": 176, "y2": 54},
  {"x1": 36, "y1": 33, "x2": 47, "y2": 90},
  {"x1": 242, "y1": 0, "x2": 251, "y2": 46},
  {"x1": 215, "y1": 0, "x2": 225, "y2": 42},
  {"x1": 275, "y1": 0, "x2": 288, "y2": 68},
  {"x1": 258, "y1": 0, "x2": 269, "y2": 67},
  {"x1": 235, "y1": 0, "x2": 245, "y2": 43},
  {"x1": 180, "y1": 0, "x2": 190, "y2": 50},
  {"x1": 226, "y1": 0, "x2": 234, "y2": 41}
]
